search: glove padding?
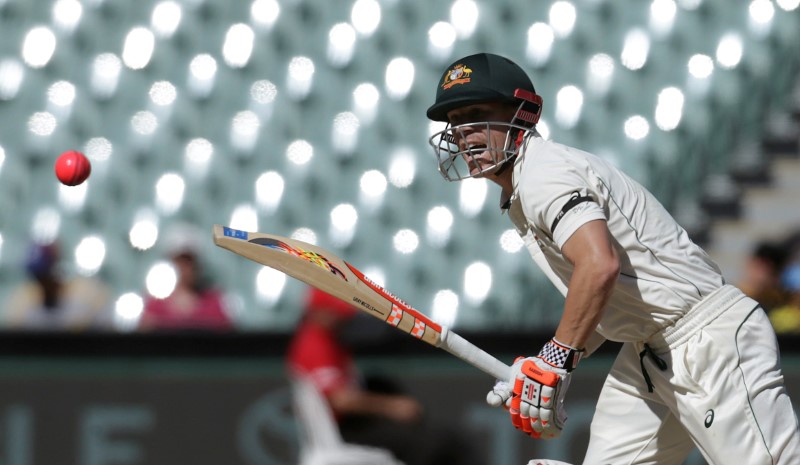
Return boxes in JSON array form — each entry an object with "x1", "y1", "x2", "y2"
[{"x1": 509, "y1": 356, "x2": 570, "y2": 439}]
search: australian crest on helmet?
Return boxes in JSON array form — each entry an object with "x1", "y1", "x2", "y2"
[{"x1": 442, "y1": 64, "x2": 473, "y2": 89}]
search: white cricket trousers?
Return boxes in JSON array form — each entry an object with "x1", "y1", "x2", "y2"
[{"x1": 583, "y1": 285, "x2": 800, "y2": 465}]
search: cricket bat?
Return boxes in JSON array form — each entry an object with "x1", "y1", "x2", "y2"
[{"x1": 212, "y1": 224, "x2": 510, "y2": 381}]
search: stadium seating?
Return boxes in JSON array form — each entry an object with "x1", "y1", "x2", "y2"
[{"x1": 0, "y1": 0, "x2": 798, "y2": 332}]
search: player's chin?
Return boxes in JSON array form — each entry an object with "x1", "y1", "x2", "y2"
[{"x1": 470, "y1": 163, "x2": 498, "y2": 179}]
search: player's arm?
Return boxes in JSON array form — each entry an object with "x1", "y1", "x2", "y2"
[
  {"x1": 556, "y1": 219, "x2": 620, "y2": 349},
  {"x1": 491, "y1": 219, "x2": 619, "y2": 439},
  {"x1": 328, "y1": 387, "x2": 423, "y2": 423}
]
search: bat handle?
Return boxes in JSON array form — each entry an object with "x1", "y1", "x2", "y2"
[{"x1": 438, "y1": 327, "x2": 511, "y2": 381}]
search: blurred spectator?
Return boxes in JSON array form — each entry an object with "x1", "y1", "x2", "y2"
[
  {"x1": 286, "y1": 287, "x2": 476, "y2": 465},
  {"x1": 138, "y1": 223, "x2": 234, "y2": 332},
  {"x1": 3, "y1": 241, "x2": 113, "y2": 331},
  {"x1": 738, "y1": 240, "x2": 790, "y2": 311},
  {"x1": 769, "y1": 262, "x2": 800, "y2": 334}
]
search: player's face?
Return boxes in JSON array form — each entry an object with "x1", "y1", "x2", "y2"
[{"x1": 446, "y1": 103, "x2": 518, "y2": 179}]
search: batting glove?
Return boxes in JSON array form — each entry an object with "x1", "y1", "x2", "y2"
[{"x1": 507, "y1": 338, "x2": 584, "y2": 439}]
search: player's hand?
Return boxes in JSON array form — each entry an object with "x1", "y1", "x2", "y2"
[
  {"x1": 385, "y1": 395, "x2": 424, "y2": 423},
  {"x1": 507, "y1": 338, "x2": 584, "y2": 439},
  {"x1": 486, "y1": 379, "x2": 512, "y2": 408}
]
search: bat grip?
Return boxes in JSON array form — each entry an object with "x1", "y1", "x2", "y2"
[{"x1": 438, "y1": 327, "x2": 511, "y2": 381}]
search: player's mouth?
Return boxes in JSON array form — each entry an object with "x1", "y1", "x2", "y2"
[{"x1": 465, "y1": 144, "x2": 489, "y2": 174}]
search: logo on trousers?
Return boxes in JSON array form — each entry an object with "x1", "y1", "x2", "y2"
[{"x1": 704, "y1": 409, "x2": 714, "y2": 428}]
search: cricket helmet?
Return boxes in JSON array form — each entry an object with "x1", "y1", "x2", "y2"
[{"x1": 426, "y1": 53, "x2": 542, "y2": 124}]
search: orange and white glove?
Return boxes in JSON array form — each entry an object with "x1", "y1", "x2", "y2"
[{"x1": 504, "y1": 338, "x2": 583, "y2": 439}]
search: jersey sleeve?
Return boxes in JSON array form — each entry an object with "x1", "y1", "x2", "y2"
[{"x1": 519, "y1": 162, "x2": 607, "y2": 248}]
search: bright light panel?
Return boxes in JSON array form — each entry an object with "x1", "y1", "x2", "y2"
[
  {"x1": 251, "y1": 0, "x2": 280, "y2": 29},
  {"x1": 114, "y1": 292, "x2": 144, "y2": 332},
  {"x1": 31, "y1": 207, "x2": 61, "y2": 244},
  {"x1": 184, "y1": 138, "x2": 213, "y2": 179},
  {"x1": 48, "y1": 81, "x2": 76, "y2": 107},
  {"x1": 22, "y1": 27, "x2": 57, "y2": 68},
  {"x1": 155, "y1": 173, "x2": 185, "y2": 215},
  {"x1": 91, "y1": 53, "x2": 122, "y2": 98},
  {"x1": 621, "y1": 29, "x2": 650, "y2": 71},
  {"x1": 287, "y1": 56, "x2": 315, "y2": 99},
  {"x1": 450, "y1": 0, "x2": 478, "y2": 39},
  {"x1": 500, "y1": 229, "x2": 524, "y2": 253},
  {"x1": 464, "y1": 261, "x2": 492, "y2": 304},
  {"x1": 286, "y1": 139, "x2": 313, "y2": 165},
  {"x1": 151, "y1": 1, "x2": 181, "y2": 38},
  {"x1": 58, "y1": 182, "x2": 87, "y2": 211},
  {"x1": 52, "y1": 0, "x2": 83, "y2": 32},
  {"x1": 687, "y1": 54, "x2": 714, "y2": 78},
  {"x1": 654, "y1": 87, "x2": 684, "y2": 131},
  {"x1": 388, "y1": 147, "x2": 416, "y2": 188},
  {"x1": 360, "y1": 170, "x2": 388, "y2": 197},
  {"x1": 291, "y1": 228, "x2": 317, "y2": 245},
  {"x1": 251, "y1": 80, "x2": 278, "y2": 105},
  {"x1": 428, "y1": 21, "x2": 456, "y2": 61},
  {"x1": 328, "y1": 22, "x2": 356, "y2": 67},
  {"x1": 146, "y1": 261, "x2": 177, "y2": 299},
  {"x1": 230, "y1": 204, "x2": 258, "y2": 232},
  {"x1": 352, "y1": 82, "x2": 380, "y2": 124},
  {"x1": 223, "y1": 23, "x2": 255, "y2": 68},
  {"x1": 526, "y1": 23, "x2": 554, "y2": 66},
  {"x1": 75, "y1": 235, "x2": 106, "y2": 276},
  {"x1": 231, "y1": 111, "x2": 261, "y2": 152},
  {"x1": 330, "y1": 203, "x2": 358, "y2": 247},
  {"x1": 555, "y1": 85, "x2": 583, "y2": 128},
  {"x1": 649, "y1": 0, "x2": 676, "y2": 36},
  {"x1": 748, "y1": 0, "x2": 775, "y2": 27},
  {"x1": 190, "y1": 53, "x2": 217, "y2": 80},
  {"x1": 129, "y1": 211, "x2": 159, "y2": 251},
  {"x1": 85, "y1": 137, "x2": 112, "y2": 162},
  {"x1": 122, "y1": 27, "x2": 155, "y2": 70},
  {"x1": 624, "y1": 115, "x2": 650, "y2": 140},
  {"x1": 255, "y1": 171, "x2": 285, "y2": 213},
  {"x1": 716, "y1": 33, "x2": 743, "y2": 69},
  {"x1": 427, "y1": 206, "x2": 453, "y2": 246},
  {"x1": 131, "y1": 111, "x2": 158, "y2": 135},
  {"x1": 549, "y1": 1, "x2": 576, "y2": 38},
  {"x1": 332, "y1": 112, "x2": 360, "y2": 154},
  {"x1": 351, "y1": 0, "x2": 381, "y2": 37},
  {"x1": 0, "y1": 59, "x2": 24, "y2": 100},
  {"x1": 256, "y1": 267, "x2": 286, "y2": 304},
  {"x1": 393, "y1": 229, "x2": 419, "y2": 254},
  {"x1": 28, "y1": 111, "x2": 57, "y2": 136},
  {"x1": 385, "y1": 57, "x2": 414, "y2": 100},
  {"x1": 432, "y1": 290, "x2": 458, "y2": 327},
  {"x1": 587, "y1": 53, "x2": 614, "y2": 95},
  {"x1": 149, "y1": 81, "x2": 177, "y2": 106}
]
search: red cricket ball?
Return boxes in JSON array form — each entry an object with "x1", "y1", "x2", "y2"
[{"x1": 54, "y1": 150, "x2": 91, "y2": 186}]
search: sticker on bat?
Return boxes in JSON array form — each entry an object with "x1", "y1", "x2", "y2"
[
  {"x1": 223, "y1": 227, "x2": 249, "y2": 240},
  {"x1": 249, "y1": 237, "x2": 348, "y2": 281}
]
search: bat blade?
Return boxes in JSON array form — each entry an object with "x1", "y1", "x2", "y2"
[{"x1": 212, "y1": 224, "x2": 510, "y2": 381}]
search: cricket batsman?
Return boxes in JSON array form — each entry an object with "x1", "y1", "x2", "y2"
[{"x1": 426, "y1": 52, "x2": 800, "y2": 464}]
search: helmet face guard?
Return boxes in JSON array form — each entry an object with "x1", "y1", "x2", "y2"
[{"x1": 428, "y1": 120, "x2": 530, "y2": 181}]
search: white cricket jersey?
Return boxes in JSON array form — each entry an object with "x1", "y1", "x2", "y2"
[{"x1": 508, "y1": 136, "x2": 725, "y2": 343}]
